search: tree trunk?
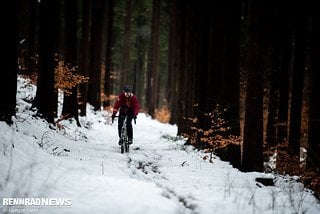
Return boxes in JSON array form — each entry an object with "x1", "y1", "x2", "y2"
[
  {"x1": 33, "y1": 0, "x2": 60, "y2": 124},
  {"x1": 78, "y1": 0, "x2": 91, "y2": 116},
  {"x1": 133, "y1": 13, "x2": 147, "y2": 109},
  {"x1": 121, "y1": 0, "x2": 132, "y2": 87},
  {"x1": 167, "y1": 0, "x2": 179, "y2": 124},
  {"x1": 307, "y1": 11, "x2": 320, "y2": 170},
  {"x1": 176, "y1": 0, "x2": 188, "y2": 135},
  {"x1": 221, "y1": 1, "x2": 241, "y2": 137},
  {"x1": 241, "y1": 0, "x2": 268, "y2": 172},
  {"x1": 104, "y1": 0, "x2": 115, "y2": 108},
  {"x1": 147, "y1": 0, "x2": 161, "y2": 117},
  {"x1": 62, "y1": 0, "x2": 81, "y2": 127},
  {"x1": 88, "y1": 0, "x2": 105, "y2": 110},
  {"x1": 26, "y1": 0, "x2": 39, "y2": 74},
  {"x1": 276, "y1": 3, "x2": 294, "y2": 145},
  {"x1": 0, "y1": 0, "x2": 17, "y2": 125},
  {"x1": 277, "y1": 38, "x2": 291, "y2": 144},
  {"x1": 288, "y1": 5, "x2": 307, "y2": 156},
  {"x1": 265, "y1": 6, "x2": 281, "y2": 147}
]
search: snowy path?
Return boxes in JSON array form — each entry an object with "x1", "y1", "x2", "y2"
[{"x1": 1, "y1": 98, "x2": 320, "y2": 214}]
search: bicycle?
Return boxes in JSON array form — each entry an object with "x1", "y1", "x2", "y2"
[
  {"x1": 120, "y1": 115, "x2": 130, "y2": 153},
  {"x1": 113, "y1": 115, "x2": 136, "y2": 154}
]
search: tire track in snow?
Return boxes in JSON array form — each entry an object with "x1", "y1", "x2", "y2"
[{"x1": 125, "y1": 151, "x2": 198, "y2": 214}]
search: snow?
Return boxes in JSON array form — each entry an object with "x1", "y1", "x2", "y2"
[{"x1": 0, "y1": 76, "x2": 319, "y2": 214}]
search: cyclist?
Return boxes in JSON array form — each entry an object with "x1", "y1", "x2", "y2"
[{"x1": 111, "y1": 85, "x2": 140, "y2": 145}]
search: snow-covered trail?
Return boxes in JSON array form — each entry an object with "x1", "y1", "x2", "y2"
[
  {"x1": 1, "y1": 77, "x2": 319, "y2": 214},
  {"x1": 64, "y1": 113, "x2": 200, "y2": 214},
  {"x1": 58, "y1": 114, "x2": 230, "y2": 214}
]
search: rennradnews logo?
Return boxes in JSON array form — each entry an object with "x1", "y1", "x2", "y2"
[{"x1": 2, "y1": 197, "x2": 72, "y2": 207}]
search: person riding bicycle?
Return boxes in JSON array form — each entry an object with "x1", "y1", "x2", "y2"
[{"x1": 111, "y1": 85, "x2": 140, "y2": 145}]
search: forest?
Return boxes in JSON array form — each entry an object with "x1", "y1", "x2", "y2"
[{"x1": 1, "y1": 0, "x2": 319, "y2": 198}]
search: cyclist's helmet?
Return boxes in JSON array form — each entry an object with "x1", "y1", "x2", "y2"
[{"x1": 123, "y1": 85, "x2": 132, "y2": 93}]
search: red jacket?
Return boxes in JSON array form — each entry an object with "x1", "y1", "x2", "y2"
[{"x1": 113, "y1": 93, "x2": 140, "y2": 116}]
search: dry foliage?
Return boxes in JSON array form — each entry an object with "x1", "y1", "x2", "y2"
[
  {"x1": 264, "y1": 142, "x2": 320, "y2": 200},
  {"x1": 155, "y1": 106, "x2": 171, "y2": 123},
  {"x1": 55, "y1": 61, "x2": 89, "y2": 96},
  {"x1": 186, "y1": 104, "x2": 240, "y2": 152}
]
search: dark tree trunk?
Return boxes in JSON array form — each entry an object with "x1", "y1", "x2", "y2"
[
  {"x1": 220, "y1": 1, "x2": 241, "y2": 136},
  {"x1": 121, "y1": 0, "x2": 132, "y2": 87},
  {"x1": 88, "y1": 0, "x2": 105, "y2": 110},
  {"x1": 241, "y1": 0, "x2": 269, "y2": 172},
  {"x1": 276, "y1": 3, "x2": 294, "y2": 145},
  {"x1": 78, "y1": 0, "x2": 91, "y2": 116},
  {"x1": 307, "y1": 11, "x2": 320, "y2": 170},
  {"x1": 26, "y1": 0, "x2": 39, "y2": 74},
  {"x1": 133, "y1": 13, "x2": 147, "y2": 109},
  {"x1": 176, "y1": 0, "x2": 188, "y2": 135},
  {"x1": 167, "y1": 0, "x2": 179, "y2": 124},
  {"x1": 277, "y1": 38, "x2": 291, "y2": 144},
  {"x1": 32, "y1": 0, "x2": 60, "y2": 124},
  {"x1": 1, "y1": 0, "x2": 18, "y2": 125},
  {"x1": 195, "y1": 1, "x2": 209, "y2": 131},
  {"x1": 288, "y1": 5, "x2": 308, "y2": 156},
  {"x1": 147, "y1": 0, "x2": 161, "y2": 117},
  {"x1": 207, "y1": 2, "x2": 224, "y2": 112},
  {"x1": 62, "y1": 0, "x2": 81, "y2": 127},
  {"x1": 184, "y1": 2, "x2": 195, "y2": 120},
  {"x1": 266, "y1": 3, "x2": 294, "y2": 147},
  {"x1": 104, "y1": 0, "x2": 115, "y2": 108},
  {"x1": 266, "y1": 6, "x2": 281, "y2": 146},
  {"x1": 266, "y1": 61, "x2": 279, "y2": 146}
]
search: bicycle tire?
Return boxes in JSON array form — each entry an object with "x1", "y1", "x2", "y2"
[{"x1": 120, "y1": 116, "x2": 129, "y2": 154}]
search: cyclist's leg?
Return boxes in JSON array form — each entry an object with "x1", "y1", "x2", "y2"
[
  {"x1": 118, "y1": 116, "x2": 125, "y2": 144},
  {"x1": 126, "y1": 116, "x2": 133, "y2": 143}
]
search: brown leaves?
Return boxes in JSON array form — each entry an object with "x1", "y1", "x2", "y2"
[
  {"x1": 154, "y1": 106, "x2": 171, "y2": 123},
  {"x1": 265, "y1": 142, "x2": 320, "y2": 199},
  {"x1": 55, "y1": 61, "x2": 89, "y2": 95},
  {"x1": 185, "y1": 104, "x2": 240, "y2": 153}
]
